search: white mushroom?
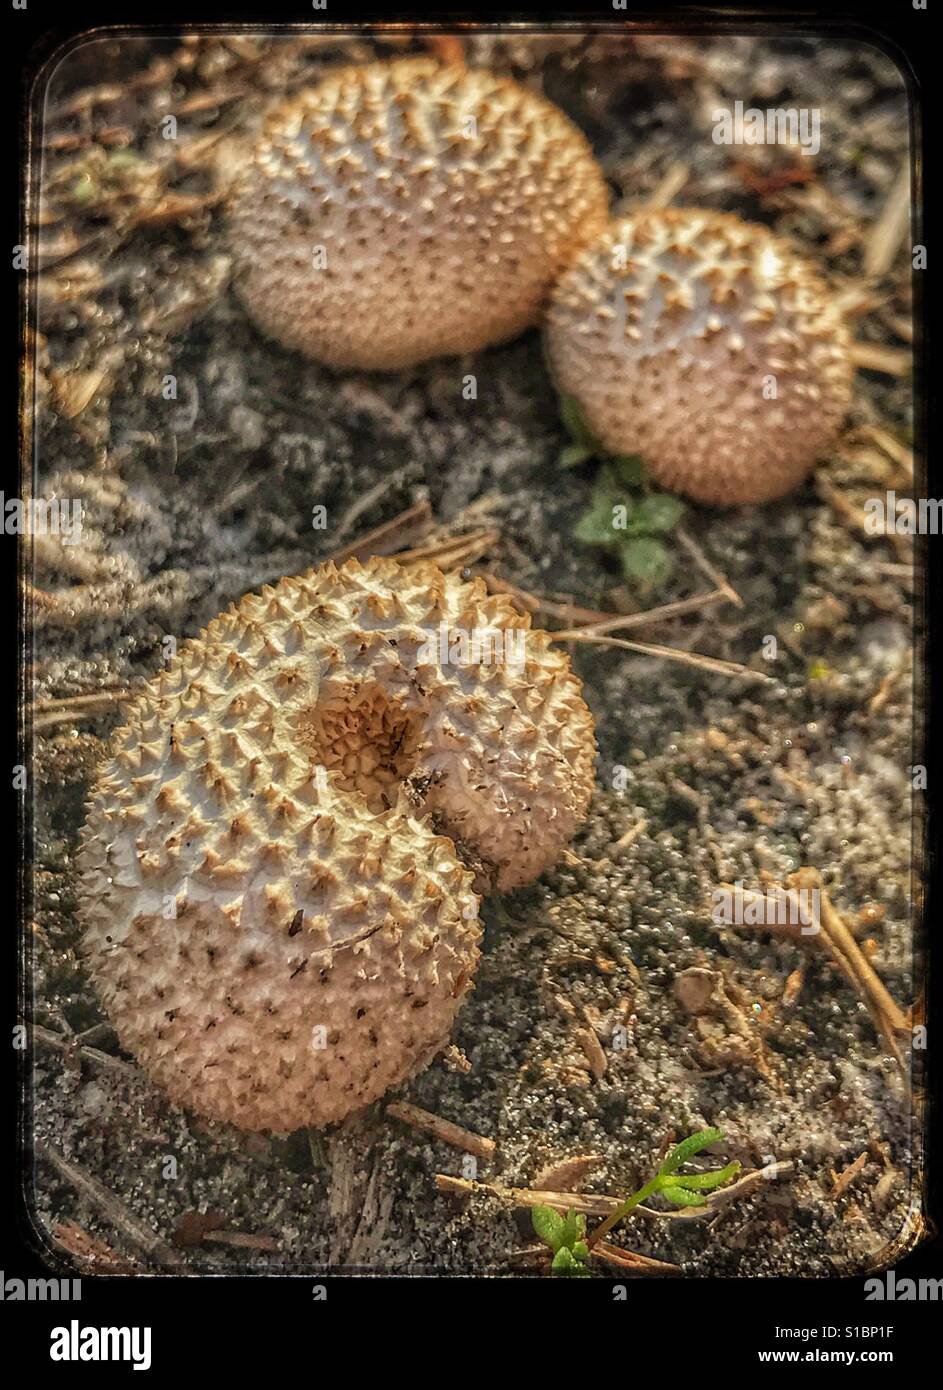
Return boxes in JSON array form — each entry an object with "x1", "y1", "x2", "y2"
[
  {"x1": 228, "y1": 58, "x2": 609, "y2": 369},
  {"x1": 545, "y1": 207, "x2": 854, "y2": 505},
  {"x1": 77, "y1": 557, "x2": 596, "y2": 1131}
]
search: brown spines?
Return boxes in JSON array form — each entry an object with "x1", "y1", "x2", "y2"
[
  {"x1": 228, "y1": 58, "x2": 608, "y2": 369},
  {"x1": 545, "y1": 207, "x2": 853, "y2": 505},
  {"x1": 77, "y1": 557, "x2": 592, "y2": 1130}
]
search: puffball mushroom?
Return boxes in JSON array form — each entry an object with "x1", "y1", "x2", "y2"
[
  {"x1": 545, "y1": 207, "x2": 854, "y2": 505},
  {"x1": 227, "y1": 57, "x2": 609, "y2": 370},
  {"x1": 77, "y1": 557, "x2": 595, "y2": 1132}
]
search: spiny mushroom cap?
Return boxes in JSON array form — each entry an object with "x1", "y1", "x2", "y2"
[
  {"x1": 77, "y1": 557, "x2": 595, "y2": 1131},
  {"x1": 227, "y1": 58, "x2": 609, "y2": 370},
  {"x1": 544, "y1": 208, "x2": 854, "y2": 505}
]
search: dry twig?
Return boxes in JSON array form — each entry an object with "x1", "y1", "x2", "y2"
[
  {"x1": 386, "y1": 1101, "x2": 496, "y2": 1161},
  {"x1": 553, "y1": 588, "x2": 729, "y2": 640},
  {"x1": 830, "y1": 1152, "x2": 870, "y2": 1200},
  {"x1": 33, "y1": 1023, "x2": 136, "y2": 1078},
  {"x1": 849, "y1": 341, "x2": 911, "y2": 376},
  {"x1": 717, "y1": 872, "x2": 910, "y2": 1072},
  {"x1": 435, "y1": 1161, "x2": 792, "y2": 1224},
  {"x1": 326, "y1": 499, "x2": 433, "y2": 564},
  {"x1": 36, "y1": 1142, "x2": 182, "y2": 1269},
  {"x1": 863, "y1": 161, "x2": 911, "y2": 280},
  {"x1": 676, "y1": 527, "x2": 743, "y2": 607},
  {"x1": 555, "y1": 631, "x2": 773, "y2": 683}
]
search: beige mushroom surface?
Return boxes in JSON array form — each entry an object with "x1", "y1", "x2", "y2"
[
  {"x1": 228, "y1": 57, "x2": 609, "y2": 369},
  {"x1": 77, "y1": 557, "x2": 596, "y2": 1131},
  {"x1": 545, "y1": 207, "x2": 853, "y2": 505}
]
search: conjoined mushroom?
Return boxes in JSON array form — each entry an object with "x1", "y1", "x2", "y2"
[{"x1": 78, "y1": 558, "x2": 595, "y2": 1131}]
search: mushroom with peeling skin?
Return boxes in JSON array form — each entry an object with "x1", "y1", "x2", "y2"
[
  {"x1": 227, "y1": 58, "x2": 610, "y2": 370},
  {"x1": 544, "y1": 207, "x2": 854, "y2": 505},
  {"x1": 77, "y1": 557, "x2": 596, "y2": 1132}
]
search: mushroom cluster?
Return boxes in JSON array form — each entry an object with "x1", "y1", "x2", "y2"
[
  {"x1": 545, "y1": 207, "x2": 853, "y2": 505},
  {"x1": 228, "y1": 57, "x2": 609, "y2": 369},
  {"x1": 78, "y1": 59, "x2": 857, "y2": 1136},
  {"x1": 78, "y1": 558, "x2": 595, "y2": 1131}
]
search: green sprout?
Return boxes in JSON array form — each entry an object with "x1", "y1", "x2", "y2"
[
  {"x1": 558, "y1": 394, "x2": 600, "y2": 469},
  {"x1": 531, "y1": 1206, "x2": 591, "y2": 1277},
  {"x1": 559, "y1": 395, "x2": 684, "y2": 590},
  {"x1": 69, "y1": 147, "x2": 143, "y2": 209},
  {"x1": 532, "y1": 1126, "x2": 741, "y2": 1276}
]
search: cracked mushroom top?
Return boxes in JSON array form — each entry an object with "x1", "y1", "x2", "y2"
[{"x1": 77, "y1": 557, "x2": 596, "y2": 1131}]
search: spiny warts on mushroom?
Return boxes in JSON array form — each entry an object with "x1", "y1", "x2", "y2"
[
  {"x1": 227, "y1": 57, "x2": 609, "y2": 370},
  {"x1": 77, "y1": 557, "x2": 596, "y2": 1132},
  {"x1": 544, "y1": 207, "x2": 854, "y2": 505}
]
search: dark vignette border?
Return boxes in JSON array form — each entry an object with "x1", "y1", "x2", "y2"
[{"x1": 2, "y1": 0, "x2": 939, "y2": 1364}]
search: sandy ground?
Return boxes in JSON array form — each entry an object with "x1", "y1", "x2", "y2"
[{"x1": 28, "y1": 31, "x2": 921, "y2": 1276}]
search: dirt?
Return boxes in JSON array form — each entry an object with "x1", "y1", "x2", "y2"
[{"x1": 28, "y1": 30, "x2": 920, "y2": 1276}]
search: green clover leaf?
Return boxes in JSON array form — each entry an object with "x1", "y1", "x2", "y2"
[{"x1": 619, "y1": 536, "x2": 674, "y2": 586}]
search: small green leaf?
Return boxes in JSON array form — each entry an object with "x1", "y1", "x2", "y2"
[
  {"x1": 561, "y1": 1210, "x2": 585, "y2": 1248},
  {"x1": 107, "y1": 149, "x2": 141, "y2": 170},
  {"x1": 574, "y1": 496, "x2": 622, "y2": 546},
  {"x1": 659, "y1": 1127, "x2": 725, "y2": 1176},
  {"x1": 660, "y1": 1184, "x2": 708, "y2": 1208},
  {"x1": 560, "y1": 395, "x2": 597, "y2": 450},
  {"x1": 612, "y1": 454, "x2": 646, "y2": 486},
  {"x1": 669, "y1": 1161, "x2": 741, "y2": 1192},
  {"x1": 571, "y1": 1240, "x2": 589, "y2": 1261},
  {"x1": 593, "y1": 463, "x2": 625, "y2": 500},
  {"x1": 627, "y1": 493, "x2": 685, "y2": 536},
  {"x1": 559, "y1": 443, "x2": 594, "y2": 469},
  {"x1": 532, "y1": 1205, "x2": 567, "y2": 1252},
  {"x1": 619, "y1": 536, "x2": 674, "y2": 587},
  {"x1": 71, "y1": 173, "x2": 97, "y2": 203},
  {"x1": 552, "y1": 1246, "x2": 590, "y2": 1277}
]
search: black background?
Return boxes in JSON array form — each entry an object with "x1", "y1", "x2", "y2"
[{"x1": 3, "y1": 0, "x2": 939, "y2": 1369}]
